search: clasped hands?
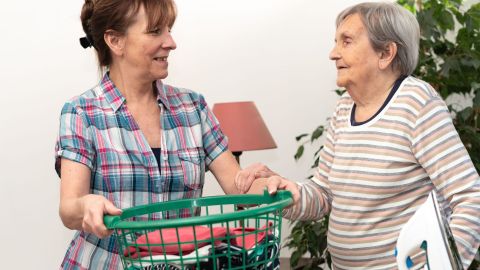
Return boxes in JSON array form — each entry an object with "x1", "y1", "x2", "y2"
[{"x1": 234, "y1": 163, "x2": 300, "y2": 205}]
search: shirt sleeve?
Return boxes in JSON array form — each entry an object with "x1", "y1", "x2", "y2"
[
  {"x1": 411, "y1": 96, "x2": 480, "y2": 268},
  {"x1": 197, "y1": 94, "x2": 228, "y2": 166},
  {"x1": 54, "y1": 101, "x2": 95, "y2": 177},
  {"x1": 283, "y1": 111, "x2": 336, "y2": 221}
]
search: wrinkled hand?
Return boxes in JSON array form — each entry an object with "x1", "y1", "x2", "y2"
[
  {"x1": 264, "y1": 175, "x2": 301, "y2": 205},
  {"x1": 81, "y1": 194, "x2": 122, "y2": 238},
  {"x1": 235, "y1": 163, "x2": 278, "y2": 193}
]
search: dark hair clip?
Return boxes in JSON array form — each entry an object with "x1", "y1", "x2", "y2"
[{"x1": 79, "y1": 36, "x2": 93, "y2": 49}]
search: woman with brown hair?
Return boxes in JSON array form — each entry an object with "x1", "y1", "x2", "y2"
[{"x1": 55, "y1": 0, "x2": 275, "y2": 268}]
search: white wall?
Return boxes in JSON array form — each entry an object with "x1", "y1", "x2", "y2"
[{"x1": 0, "y1": 0, "x2": 369, "y2": 268}]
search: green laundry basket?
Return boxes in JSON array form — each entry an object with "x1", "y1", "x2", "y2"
[{"x1": 104, "y1": 190, "x2": 292, "y2": 270}]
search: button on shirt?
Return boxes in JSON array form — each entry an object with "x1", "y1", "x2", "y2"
[{"x1": 55, "y1": 73, "x2": 228, "y2": 269}]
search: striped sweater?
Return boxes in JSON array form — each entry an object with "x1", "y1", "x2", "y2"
[{"x1": 283, "y1": 76, "x2": 480, "y2": 269}]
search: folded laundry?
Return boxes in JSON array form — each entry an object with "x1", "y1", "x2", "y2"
[
  {"x1": 124, "y1": 222, "x2": 278, "y2": 269},
  {"x1": 140, "y1": 264, "x2": 191, "y2": 270},
  {"x1": 139, "y1": 261, "x2": 210, "y2": 270},
  {"x1": 137, "y1": 236, "x2": 280, "y2": 270},
  {"x1": 212, "y1": 235, "x2": 280, "y2": 270},
  {"x1": 228, "y1": 222, "x2": 273, "y2": 249},
  {"x1": 132, "y1": 244, "x2": 212, "y2": 268},
  {"x1": 124, "y1": 226, "x2": 227, "y2": 258}
]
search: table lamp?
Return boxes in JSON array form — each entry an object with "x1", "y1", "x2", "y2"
[{"x1": 212, "y1": 101, "x2": 277, "y2": 163}]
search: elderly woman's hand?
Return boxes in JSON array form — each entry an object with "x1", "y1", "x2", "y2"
[
  {"x1": 264, "y1": 175, "x2": 301, "y2": 205},
  {"x1": 80, "y1": 194, "x2": 122, "y2": 238},
  {"x1": 245, "y1": 175, "x2": 301, "y2": 206},
  {"x1": 235, "y1": 163, "x2": 278, "y2": 194}
]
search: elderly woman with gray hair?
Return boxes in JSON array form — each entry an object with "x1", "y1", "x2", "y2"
[{"x1": 237, "y1": 2, "x2": 480, "y2": 269}]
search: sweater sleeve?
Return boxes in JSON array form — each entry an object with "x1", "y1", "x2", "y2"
[
  {"x1": 411, "y1": 97, "x2": 480, "y2": 268},
  {"x1": 282, "y1": 111, "x2": 336, "y2": 221}
]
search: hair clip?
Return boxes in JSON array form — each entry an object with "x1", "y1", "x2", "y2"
[{"x1": 79, "y1": 36, "x2": 93, "y2": 49}]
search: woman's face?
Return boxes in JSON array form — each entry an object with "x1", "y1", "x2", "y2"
[
  {"x1": 329, "y1": 13, "x2": 381, "y2": 89},
  {"x1": 121, "y1": 5, "x2": 177, "y2": 81}
]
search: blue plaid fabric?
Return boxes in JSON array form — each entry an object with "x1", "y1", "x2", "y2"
[{"x1": 55, "y1": 73, "x2": 228, "y2": 269}]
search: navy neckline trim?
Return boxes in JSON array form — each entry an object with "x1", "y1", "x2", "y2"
[{"x1": 350, "y1": 76, "x2": 406, "y2": 126}]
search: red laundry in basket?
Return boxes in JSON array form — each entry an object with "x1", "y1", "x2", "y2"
[
  {"x1": 229, "y1": 222, "x2": 272, "y2": 249},
  {"x1": 124, "y1": 226, "x2": 227, "y2": 258}
]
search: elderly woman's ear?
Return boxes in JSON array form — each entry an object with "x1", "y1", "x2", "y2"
[{"x1": 378, "y1": 42, "x2": 398, "y2": 70}]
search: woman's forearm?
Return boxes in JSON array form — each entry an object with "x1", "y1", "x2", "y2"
[
  {"x1": 59, "y1": 193, "x2": 122, "y2": 238},
  {"x1": 59, "y1": 195, "x2": 87, "y2": 230}
]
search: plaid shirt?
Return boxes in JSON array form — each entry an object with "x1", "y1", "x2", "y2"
[{"x1": 55, "y1": 73, "x2": 228, "y2": 269}]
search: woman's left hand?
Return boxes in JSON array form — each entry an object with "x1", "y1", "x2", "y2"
[{"x1": 235, "y1": 163, "x2": 278, "y2": 193}]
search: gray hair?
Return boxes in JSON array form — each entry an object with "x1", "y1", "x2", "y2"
[{"x1": 336, "y1": 2, "x2": 420, "y2": 75}]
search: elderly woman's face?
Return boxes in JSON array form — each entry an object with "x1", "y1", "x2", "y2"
[{"x1": 329, "y1": 14, "x2": 381, "y2": 89}]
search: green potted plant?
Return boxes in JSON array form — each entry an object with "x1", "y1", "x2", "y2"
[{"x1": 286, "y1": 0, "x2": 480, "y2": 269}]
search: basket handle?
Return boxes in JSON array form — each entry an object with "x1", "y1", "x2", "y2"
[
  {"x1": 104, "y1": 214, "x2": 121, "y2": 229},
  {"x1": 103, "y1": 190, "x2": 292, "y2": 229}
]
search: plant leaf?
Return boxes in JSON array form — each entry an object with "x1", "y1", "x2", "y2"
[
  {"x1": 294, "y1": 145, "x2": 305, "y2": 161},
  {"x1": 465, "y1": 3, "x2": 480, "y2": 30},
  {"x1": 296, "y1": 133, "x2": 309, "y2": 141},
  {"x1": 473, "y1": 91, "x2": 480, "y2": 107},
  {"x1": 290, "y1": 250, "x2": 302, "y2": 268},
  {"x1": 334, "y1": 89, "x2": 346, "y2": 96},
  {"x1": 311, "y1": 157, "x2": 320, "y2": 169},
  {"x1": 440, "y1": 56, "x2": 460, "y2": 78},
  {"x1": 314, "y1": 146, "x2": 324, "y2": 157},
  {"x1": 435, "y1": 7, "x2": 455, "y2": 31},
  {"x1": 311, "y1": 126, "x2": 325, "y2": 142},
  {"x1": 459, "y1": 107, "x2": 473, "y2": 122}
]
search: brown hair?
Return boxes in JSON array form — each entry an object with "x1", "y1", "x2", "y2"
[{"x1": 80, "y1": 0, "x2": 176, "y2": 68}]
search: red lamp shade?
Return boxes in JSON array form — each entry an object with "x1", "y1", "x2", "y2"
[{"x1": 212, "y1": 101, "x2": 277, "y2": 154}]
